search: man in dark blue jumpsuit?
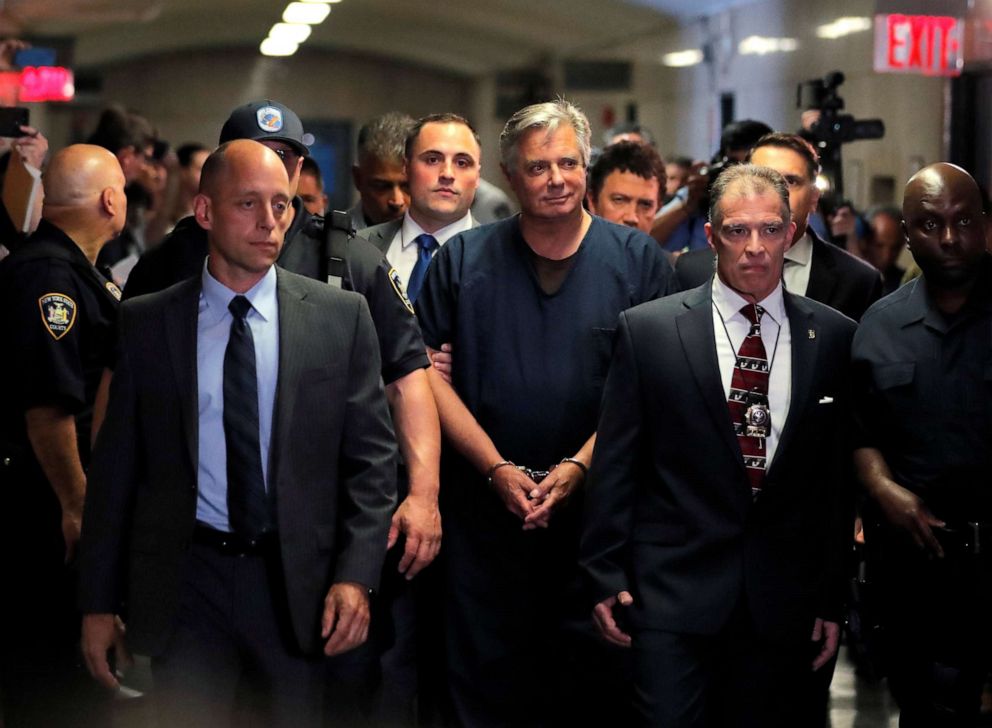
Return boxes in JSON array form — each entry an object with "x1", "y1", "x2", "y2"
[{"x1": 416, "y1": 100, "x2": 675, "y2": 727}]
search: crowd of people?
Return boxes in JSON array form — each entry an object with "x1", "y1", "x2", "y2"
[{"x1": 0, "y1": 89, "x2": 989, "y2": 728}]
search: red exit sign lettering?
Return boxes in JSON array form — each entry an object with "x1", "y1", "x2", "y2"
[{"x1": 874, "y1": 14, "x2": 963, "y2": 76}]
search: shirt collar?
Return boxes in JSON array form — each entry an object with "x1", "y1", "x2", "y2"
[
  {"x1": 200, "y1": 259, "x2": 278, "y2": 326},
  {"x1": 783, "y1": 231, "x2": 813, "y2": 267},
  {"x1": 711, "y1": 273, "x2": 787, "y2": 327},
  {"x1": 400, "y1": 211, "x2": 474, "y2": 249}
]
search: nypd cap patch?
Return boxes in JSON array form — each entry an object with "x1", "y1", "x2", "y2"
[{"x1": 256, "y1": 106, "x2": 284, "y2": 133}]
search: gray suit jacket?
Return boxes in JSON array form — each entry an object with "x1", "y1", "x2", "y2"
[{"x1": 78, "y1": 267, "x2": 397, "y2": 656}]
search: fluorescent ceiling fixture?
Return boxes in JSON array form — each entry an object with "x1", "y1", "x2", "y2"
[
  {"x1": 282, "y1": 2, "x2": 331, "y2": 24},
  {"x1": 269, "y1": 22, "x2": 312, "y2": 43},
  {"x1": 738, "y1": 36, "x2": 798, "y2": 55},
  {"x1": 662, "y1": 49, "x2": 704, "y2": 67},
  {"x1": 260, "y1": 37, "x2": 299, "y2": 56},
  {"x1": 815, "y1": 17, "x2": 871, "y2": 40}
]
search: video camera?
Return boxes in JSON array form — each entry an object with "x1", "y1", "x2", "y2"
[
  {"x1": 798, "y1": 71, "x2": 885, "y2": 146},
  {"x1": 797, "y1": 71, "x2": 884, "y2": 203}
]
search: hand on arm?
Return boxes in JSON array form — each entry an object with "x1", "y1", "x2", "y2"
[
  {"x1": 25, "y1": 406, "x2": 86, "y2": 562},
  {"x1": 855, "y1": 447, "x2": 944, "y2": 557},
  {"x1": 385, "y1": 369, "x2": 442, "y2": 579},
  {"x1": 321, "y1": 582, "x2": 371, "y2": 656},
  {"x1": 592, "y1": 591, "x2": 634, "y2": 647},
  {"x1": 428, "y1": 342, "x2": 453, "y2": 384}
]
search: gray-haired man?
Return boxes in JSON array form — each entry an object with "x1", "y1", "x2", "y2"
[{"x1": 415, "y1": 99, "x2": 676, "y2": 725}]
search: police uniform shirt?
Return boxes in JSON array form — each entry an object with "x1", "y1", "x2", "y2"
[
  {"x1": 0, "y1": 219, "x2": 121, "y2": 462},
  {"x1": 852, "y1": 253, "x2": 992, "y2": 522}
]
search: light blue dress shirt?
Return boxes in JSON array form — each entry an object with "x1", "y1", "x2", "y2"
[{"x1": 195, "y1": 262, "x2": 280, "y2": 532}]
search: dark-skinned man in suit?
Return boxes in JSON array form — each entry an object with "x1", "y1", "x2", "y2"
[
  {"x1": 78, "y1": 140, "x2": 397, "y2": 727},
  {"x1": 581, "y1": 163, "x2": 855, "y2": 727}
]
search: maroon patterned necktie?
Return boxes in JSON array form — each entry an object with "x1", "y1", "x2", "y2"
[{"x1": 727, "y1": 303, "x2": 770, "y2": 498}]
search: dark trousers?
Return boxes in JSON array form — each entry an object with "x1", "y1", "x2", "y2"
[
  {"x1": 443, "y1": 496, "x2": 632, "y2": 728},
  {"x1": 632, "y1": 604, "x2": 811, "y2": 728},
  {"x1": 149, "y1": 542, "x2": 326, "y2": 728},
  {"x1": 877, "y1": 532, "x2": 992, "y2": 727},
  {"x1": 0, "y1": 469, "x2": 108, "y2": 728}
]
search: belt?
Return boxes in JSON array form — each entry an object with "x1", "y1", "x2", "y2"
[
  {"x1": 935, "y1": 522, "x2": 992, "y2": 556},
  {"x1": 193, "y1": 523, "x2": 278, "y2": 557}
]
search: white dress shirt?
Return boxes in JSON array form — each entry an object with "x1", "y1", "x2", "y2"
[
  {"x1": 782, "y1": 231, "x2": 814, "y2": 296},
  {"x1": 711, "y1": 275, "x2": 792, "y2": 468},
  {"x1": 387, "y1": 212, "x2": 475, "y2": 289}
]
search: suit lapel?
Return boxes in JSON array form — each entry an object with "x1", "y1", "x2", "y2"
[
  {"x1": 269, "y1": 269, "x2": 308, "y2": 486},
  {"x1": 164, "y1": 278, "x2": 200, "y2": 473},
  {"x1": 676, "y1": 285, "x2": 742, "y2": 466},
  {"x1": 803, "y1": 232, "x2": 838, "y2": 305},
  {"x1": 767, "y1": 292, "x2": 817, "y2": 478}
]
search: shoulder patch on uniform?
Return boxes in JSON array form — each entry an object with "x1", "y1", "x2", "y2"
[
  {"x1": 387, "y1": 267, "x2": 415, "y2": 315},
  {"x1": 38, "y1": 293, "x2": 77, "y2": 340},
  {"x1": 105, "y1": 281, "x2": 122, "y2": 301}
]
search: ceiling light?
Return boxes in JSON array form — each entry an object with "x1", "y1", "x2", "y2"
[
  {"x1": 282, "y1": 2, "x2": 331, "y2": 24},
  {"x1": 269, "y1": 22, "x2": 312, "y2": 43},
  {"x1": 302, "y1": 0, "x2": 342, "y2": 3},
  {"x1": 738, "y1": 36, "x2": 798, "y2": 55},
  {"x1": 662, "y1": 49, "x2": 704, "y2": 67},
  {"x1": 260, "y1": 37, "x2": 299, "y2": 56},
  {"x1": 816, "y1": 17, "x2": 872, "y2": 40}
]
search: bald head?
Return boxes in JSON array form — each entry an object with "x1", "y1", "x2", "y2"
[
  {"x1": 194, "y1": 140, "x2": 292, "y2": 293},
  {"x1": 42, "y1": 144, "x2": 127, "y2": 258},
  {"x1": 198, "y1": 139, "x2": 289, "y2": 199},
  {"x1": 902, "y1": 162, "x2": 987, "y2": 292},
  {"x1": 44, "y1": 144, "x2": 125, "y2": 209}
]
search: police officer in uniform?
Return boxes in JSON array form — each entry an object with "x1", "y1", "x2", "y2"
[
  {"x1": 0, "y1": 144, "x2": 127, "y2": 726},
  {"x1": 853, "y1": 162, "x2": 992, "y2": 727}
]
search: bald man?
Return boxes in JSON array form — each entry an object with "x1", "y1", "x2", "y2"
[
  {"x1": 0, "y1": 144, "x2": 127, "y2": 727},
  {"x1": 78, "y1": 140, "x2": 396, "y2": 727},
  {"x1": 853, "y1": 163, "x2": 992, "y2": 726}
]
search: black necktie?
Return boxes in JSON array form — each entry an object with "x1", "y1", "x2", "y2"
[
  {"x1": 224, "y1": 295, "x2": 270, "y2": 537},
  {"x1": 406, "y1": 233, "x2": 438, "y2": 303}
]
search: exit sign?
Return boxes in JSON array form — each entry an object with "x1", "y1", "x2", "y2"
[{"x1": 874, "y1": 13, "x2": 963, "y2": 76}]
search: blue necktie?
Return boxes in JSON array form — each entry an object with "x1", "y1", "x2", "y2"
[
  {"x1": 406, "y1": 234, "x2": 438, "y2": 303},
  {"x1": 224, "y1": 295, "x2": 271, "y2": 537}
]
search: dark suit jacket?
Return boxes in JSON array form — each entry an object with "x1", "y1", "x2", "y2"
[
  {"x1": 674, "y1": 231, "x2": 883, "y2": 321},
  {"x1": 79, "y1": 268, "x2": 397, "y2": 656},
  {"x1": 579, "y1": 284, "x2": 856, "y2": 644},
  {"x1": 358, "y1": 215, "x2": 480, "y2": 257}
]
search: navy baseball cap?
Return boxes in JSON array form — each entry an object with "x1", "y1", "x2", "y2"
[{"x1": 219, "y1": 99, "x2": 313, "y2": 156}]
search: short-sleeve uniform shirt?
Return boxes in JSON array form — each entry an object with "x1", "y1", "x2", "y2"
[{"x1": 852, "y1": 255, "x2": 992, "y2": 522}]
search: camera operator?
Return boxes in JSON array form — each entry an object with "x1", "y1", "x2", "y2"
[{"x1": 651, "y1": 119, "x2": 770, "y2": 255}]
